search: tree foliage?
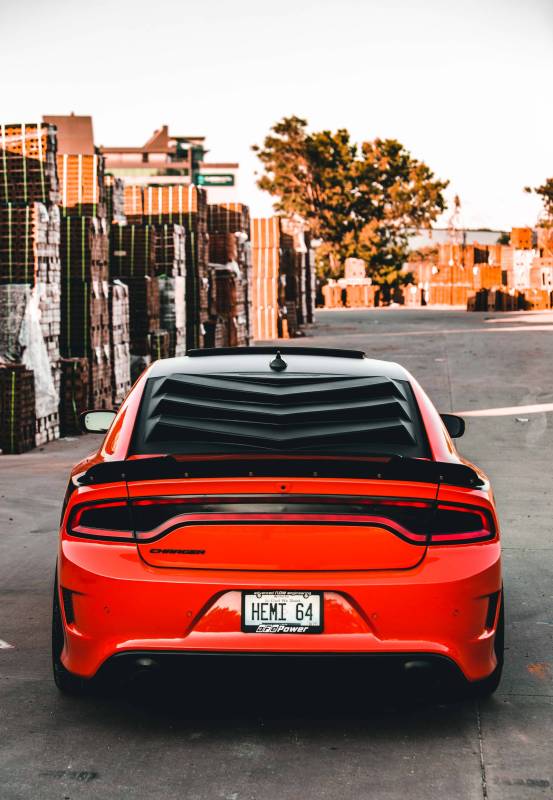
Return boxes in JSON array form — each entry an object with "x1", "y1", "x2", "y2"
[
  {"x1": 253, "y1": 116, "x2": 448, "y2": 282},
  {"x1": 525, "y1": 178, "x2": 553, "y2": 221}
]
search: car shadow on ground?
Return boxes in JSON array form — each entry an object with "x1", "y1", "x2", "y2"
[{"x1": 71, "y1": 655, "x2": 483, "y2": 727}]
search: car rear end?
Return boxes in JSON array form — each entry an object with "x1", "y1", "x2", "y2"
[{"x1": 55, "y1": 348, "x2": 502, "y2": 691}]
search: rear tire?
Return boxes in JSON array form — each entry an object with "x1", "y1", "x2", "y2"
[
  {"x1": 466, "y1": 591, "x2": 504, "y2": 699},
  {"x1": 52, "y1": 569, "x2": 90, "y2": 696}
]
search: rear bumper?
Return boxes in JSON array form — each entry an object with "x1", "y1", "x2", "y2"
[{"x1": 59, "y1": 539, "x2": 502, "y2": 682}]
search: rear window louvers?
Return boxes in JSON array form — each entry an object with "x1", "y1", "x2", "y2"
[{"x1": 131, "y1": 373, "x2": 429, "y2": 457}]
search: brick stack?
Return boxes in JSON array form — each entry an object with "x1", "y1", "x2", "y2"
[
  {"x1": 57, "y1": 153, "x2": 105, "y2": 218},
  {"x1": 108, "y1": 222, "x2": 161, "y2": 374},
  {"x1": 141, "y1": 184, "x2": 209, "y2": 350},
  {"x1": 123, "y1": 184, "x2": 143, "y2": 222},
  {"x1": 110, "y1": 223, "x2": 157, "y2": 278},
  {"x1": 155, "y1": 223, "x2": 186, "y2": 277},
  {"x1": 0, "y1": 123, "x2": 59, "y2": 206},
  {"x1": 59, "y1": 357, "x2": 89, "y2": 436},
  {"x1": 250, "y1": 217, "x2": 281, "y2": 340},
  {"x1": 59, "y1": 215, "x2": 112, "y2": 409},
  {"x1": 281, "y1": 218, "x2": 311, "y2": 335},
  {"x1": 159, "y1": 275, "x2": 186, "y2": 357},
  {"x1": 250, "y1": 216, "x2": 315, "y2": 338},
  {"x1": 0, "y1": 365, "x2": 36, "y2": 453},
  {"x1": 155, "y1": 223, "x2": 186, "y2": 356},
  {"x1": 208, "y1": 203, "x2": 251, "y2": 347},
  {"x1": 104, "y1": 174, "x2": 126, "y2": 225},
  {"x1": 109, "y1": 280, "x2": 131, "y2": 406},
  {"x1": 0, "y1": 124, "x2": 62, "y2": 450}
]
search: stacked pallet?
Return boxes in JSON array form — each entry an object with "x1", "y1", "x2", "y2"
[
  {"x1": 123, "y1": 184, "x2": 143, "y2": 222},
  {"x1": 208, "y1": 203, "x2": 250, "y2": 235},
  {"x1": 281, "y1": 218, "x2": 313, "y2": 330},
  {"x1": 59, "y1": 215, "x2": 112, "y2": 409},
  {"x1": 108, "y1": 223, "x2": 162, "y2": 369},
  {"x1": 57, "y1": 153, "x2": 105, "y2": 218},
  {"x1": 467, "y1": 289, "x2": 530, "y2": 312},
  {"x1": 250, "y1": 217, "x2": 281, "y2": 340},
  {"x1": 104, "y1": 174, "x2": 126, "y2": 225},
  {"x1": 110, "y1": 223, "x2": 157, "y2": 278},
  {"x1": 109, "y1": 280, "x2": 131, "y2": 406},
  {"x1": 155, "y1": 223, "x2": 186, "y2": 277},
  {"x1": 159, "y1": 275, "x2": 186, "y2": 357},
  {"x1": 0, "y1": 123, "x2": 59, "y2": 206},
  {"x1": 140, "y1": 184, "x2": 209, "y2": 349},
  {"x1": 208, "y1": 204, "x2": 251, "y2": 347},
  {"x1": 0, "y1": 129, "x2": 62, "y2": 450},
  {"x1": 0, "y1": 365, "x2": 36, "y2": 453},
  {"x1": 251, "y1": 216, "x2": 315, "y2": 339},
  {"x1": 59, "y1": 357, "x2": 89, "y2": 436},
  {"x1": 126, "y1": 275, "x2": 160, "y2": 357}
]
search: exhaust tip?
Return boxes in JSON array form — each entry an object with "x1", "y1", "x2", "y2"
[
  {"x1": 134, "y1": 657, "x2": 159, "y2": 670},
  {"x1": 404, "y1": 659, "x2": 433, "y2": 673}
]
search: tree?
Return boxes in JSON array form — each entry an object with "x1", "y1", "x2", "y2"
[
  {"x1": 525, "y1": 178, "x2": 553, "y2": 220},
  {"x1": 525, "y1": 178, "x2": 553, "y2": 256},
  {"x1": 253, "y1": 116, "x2": 448, "y2": 282}
]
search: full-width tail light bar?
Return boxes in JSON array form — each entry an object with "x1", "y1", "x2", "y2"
[{"x1": 66, "y1": 497, "x2": 496, "y2": 546}]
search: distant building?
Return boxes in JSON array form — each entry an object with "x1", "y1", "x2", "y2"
[
  {"x1": 99, "y1": 124, "x2": 240, "y2": 203},
  {"x1": 43, "y1": 113, "x2": 95, "y2": 154},
  {"x1": 409, "y1": 228, "x2": 507, "y2": 250}
]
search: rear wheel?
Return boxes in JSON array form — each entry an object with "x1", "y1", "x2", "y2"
[
  {"x1": 466, "y1": 591, "x2": 504, "y2": 699},
  {"x1": 51, "y1": 569, "x2": 90, "y2": 696}
]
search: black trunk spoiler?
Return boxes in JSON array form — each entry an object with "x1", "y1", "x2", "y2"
[{"x1": 75, "y1": 455, "x2": 485, "y2": 489}]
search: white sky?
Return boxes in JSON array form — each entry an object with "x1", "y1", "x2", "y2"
[{"x1": 1, "y1": 0, "x2": 552, "y2": 229}]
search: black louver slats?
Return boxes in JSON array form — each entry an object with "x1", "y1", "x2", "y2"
[{"x1": 132, "y1": 372, "x2": 429, "y2": 457}]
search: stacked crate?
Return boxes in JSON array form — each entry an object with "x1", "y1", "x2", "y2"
[
  {"x1": 109, "y1": 280, "x2": 131, "y2": 406},
  {"x1": 0, "y1": 123, "x2": 62, "y2": 450},
  {"x1": 59, "y1": 215, "x2": 112, "y2": 410}
]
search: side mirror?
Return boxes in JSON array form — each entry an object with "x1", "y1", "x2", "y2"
[
  {"x1": 440, "y1": 413, "x2": 465, "y2": 438},
  {"x1": 80, "y1": 410, "x2": 117, "y2": 434}
]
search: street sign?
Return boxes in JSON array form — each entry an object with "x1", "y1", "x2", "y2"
[{"x1": 197, "y1": 173, "x2": 235, "y2": 187}]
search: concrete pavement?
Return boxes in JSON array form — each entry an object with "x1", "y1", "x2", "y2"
[{"x1": 1, "y1": 307, "x2": 552, "y2": 799}]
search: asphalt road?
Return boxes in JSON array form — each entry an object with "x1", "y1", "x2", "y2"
[{"x1": 1, "y1": 307, "x2": 552, "y2": 800}]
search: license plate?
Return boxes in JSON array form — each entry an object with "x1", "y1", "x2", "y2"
[{"x1": 241, "y1": 591, "x2": 323, "y2": 634}]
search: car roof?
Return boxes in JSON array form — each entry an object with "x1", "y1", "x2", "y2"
[{"x1": 148, "y1": 347, "x2": 412, "y2": 381}]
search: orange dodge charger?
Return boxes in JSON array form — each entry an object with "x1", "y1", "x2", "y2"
[{"x1": 53, "y1": 347, "x2": 503, "y2": 697}]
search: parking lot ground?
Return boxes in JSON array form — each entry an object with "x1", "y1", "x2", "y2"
[{"x1": 1, "y1": 307, "x2": 552, "y2": 799}]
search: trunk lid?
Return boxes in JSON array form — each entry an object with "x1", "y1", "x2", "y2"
[{"x1": 127, "y1": 476, "x2": 437, "y2": 571}]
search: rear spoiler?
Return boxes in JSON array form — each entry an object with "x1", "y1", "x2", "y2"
[{"x1": 75, "y1": 456, "x2": 485, "y2": 489}]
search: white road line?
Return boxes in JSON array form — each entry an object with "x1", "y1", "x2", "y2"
[
  {"x1": 336, "y1": 325, "x2": 553, "y2": 338},
  {"x1": 458, "y1": 403, "x2": 553, "y2": 417},
  {"x1": 0, "y1": 639, "x2": 14, "y2": 649}
]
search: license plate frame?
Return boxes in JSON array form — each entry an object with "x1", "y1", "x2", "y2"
[{"x1": 241, "y1": 590, "x2": 324, "y2": 634}]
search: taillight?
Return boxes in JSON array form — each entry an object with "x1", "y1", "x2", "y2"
[
  {"x1": 427, "y1": 504, "x2": 495, "y2": 544},
  {"x1": 68, "y1": 500, "x2": 133, "y2": 541},
  {"x1": 66, "y1": 497, "x2": 495, "y2": 546}
]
